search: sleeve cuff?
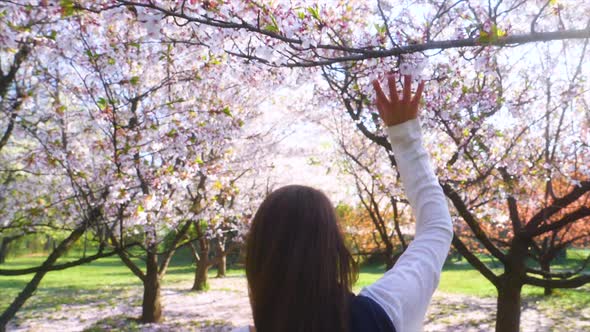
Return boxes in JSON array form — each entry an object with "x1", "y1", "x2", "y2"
[{"x1": 385, "y1": 118, "x2": 422, "y2": 148}]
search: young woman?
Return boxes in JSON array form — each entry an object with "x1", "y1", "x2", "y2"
[{"x1": 234, "y1": 75, "x2": 453, "y2": 332}]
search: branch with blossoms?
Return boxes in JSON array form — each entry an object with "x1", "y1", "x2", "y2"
[
  {"x1": 77, "y1": 0, "x2": 590, "y2": 68},
  {"x1": 0, "y1": 45, "x2": 31, "y2": 154},
  {"x1": 340, "y1": 138, "x2": 409, "y2": 258}
]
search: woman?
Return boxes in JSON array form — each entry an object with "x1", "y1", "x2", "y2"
[{"x1": 234, "y1": 75, "x2": 453, "y2": 332}]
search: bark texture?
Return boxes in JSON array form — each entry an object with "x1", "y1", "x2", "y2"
[{"x1": 141, "y1": 250, "x2": 162, "y2": 323}]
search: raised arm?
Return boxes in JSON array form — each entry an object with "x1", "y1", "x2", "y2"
[{"x1": 359, "y1": 75, "x2": 453, "y2": 332}]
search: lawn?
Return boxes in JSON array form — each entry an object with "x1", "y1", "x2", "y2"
[{"x1": 1, "y1": 248, "x2": 589, "y2": 314}]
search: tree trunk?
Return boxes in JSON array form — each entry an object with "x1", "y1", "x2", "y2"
[
  {"x1": 193, "y1": 260, "x2": 210, "y2": 291},
  {"x1": 540, "y1": 260, "x2": 553, "y2": 296},
  {"x1": 384, "y1": 244, "x2": 395, "y2": 270},
  {"x1": 0, "y1": 226, "x2": 86, "y2": 332},
  {"x1": 192, "y1": 239, "x2": 210, "y2": 291},
  {"x1": 141, "y1": 250, "x2": 162, "y2": 323},
  {"x1": 495, "y1": 236, "x2": 527, "y2": 332},
  {"x1": 216, "y1": 254, "x2": 226, "y2": 278},
  {"x1": 495, "y1": 281, "x2": 523, "y2": 332},
  {"x1": 0, "y1": 239, "x2": 9, "y2": 264},
  {"x1": 0, "y1": 234, "x2": 25, "y2": 264},
  {"x1": 216, "y1": 238, "x2": 227, "y2": 278},
  {"x1": 43, "y1": 235, "x2": 53, "y2": 252}
]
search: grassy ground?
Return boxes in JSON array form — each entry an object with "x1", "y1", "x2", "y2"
[{"x1": 1, "y1": 248, "x2": 589, "y2": 314}]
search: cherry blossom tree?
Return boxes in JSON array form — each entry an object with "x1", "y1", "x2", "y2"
[
  {"x1": 187, "y1": 171, "x2": 250, "y2": 290},
  {"x1": 2, "y1": 0, "x2": 269, "y2": 325},
  {"x1": 55, "y1": 10, "x2": 261, "y2": 323},
  {"x1": 0, "y1": 3, "x2": 128, "y2": 330},
  {"x1": 332, "y1": 120, "x2": 411, "y2": 269},
  {"x1": 189, "y1": 117, "x2": 282, "y2": 287}
]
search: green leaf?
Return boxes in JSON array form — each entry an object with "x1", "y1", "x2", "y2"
[
  {"x1": 478, "y1": 30, "x2": 490, "y2": 44},
  {"x1": 166, "y1": 164, "x2": 174, "y2": 173},
  {"x1": 491, "y1": 24, "x2": 506, "y2": 38},
  {"x1": 97, "y1": 97, "x2": 107, "y2": 110},
  {"x1": 374, "y1": 23, "x2": 387, "y2": 35},
  {"x1": 208, "y1": 56, "x2": 222, "y2": 65},
  {"x1": 47, "y1": 30, "x2": 58, "y2": 41},
  {"x1": 137, "y1": 204, "x2": 145, "y2": 213},
  {"x1": 130, "y1": 76, "x2": 140, "y2": 85},
  {"x1": 478, "y1": 24, "x2": 506, "y2": 44},
  {"x1": 307, "y1": 6, "x2": 321, "y2": 21},
  {"x1": 60, "y1": 0, "x2": 76, "y2": 17},
  {"x1": 264, "y1": 24, "x2": 279, "y2": 33},
  {"x1": 166, "y1": 128, "x2": 178, "y2": 138},
  {"x1": 222, "y1": 106, "x2": 233, "y2": 117},
  {"x1": 123, "y1": 142, "x2": 131, "y2": 154}
]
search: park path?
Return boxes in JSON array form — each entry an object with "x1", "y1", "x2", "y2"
[{"x1": 8, "y1": 276, "x2": 590, "y2": 331}]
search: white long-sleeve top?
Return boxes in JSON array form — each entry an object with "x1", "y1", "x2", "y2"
[{"x1": 359, "y1": 119, "x2": 454, "y2": 332}]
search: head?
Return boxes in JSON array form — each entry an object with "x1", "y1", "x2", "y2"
[{"x1": 246, "y1": 185, "x2": 358, "y2": 332}]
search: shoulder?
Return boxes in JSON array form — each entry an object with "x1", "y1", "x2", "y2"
[{"x1": 350, "y1": 294, "x2": 397, "y2": 332}]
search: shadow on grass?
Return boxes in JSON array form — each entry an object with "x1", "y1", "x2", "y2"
[
  {"x1": 1, "y1": 284, "x2": 142, "y2": 314},
  {"x1": 82, "y1": 315, "x2": 142, "y2": 332},
  {"x1": 19, "y1": 285, "x2": 141, "y2": 312},
  {"x1": 82, "y1": 314, "x2": 232, "y2": 332}
]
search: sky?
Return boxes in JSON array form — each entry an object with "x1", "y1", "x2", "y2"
[{"x1": 244, "y1": 83, "x2": 357, "y2": 204}]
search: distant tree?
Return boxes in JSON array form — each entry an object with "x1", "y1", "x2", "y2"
[{"x1": 334, "y1": 127, "x2": 411, "y2": 269}]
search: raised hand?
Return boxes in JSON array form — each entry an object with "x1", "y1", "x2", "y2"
[{"x1": 372, "y1": 75, "x2": 425, "y2": 127}]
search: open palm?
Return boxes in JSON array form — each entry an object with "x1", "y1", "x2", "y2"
[{"x1": 372, "y1": 75, "x2": 425, "y2": 127}]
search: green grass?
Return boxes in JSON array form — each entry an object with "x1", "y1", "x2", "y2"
[
  {"x1": 1, "y1": 248, "x2": 588, "y2": 314},
  {"x1": 0, "y1": 248, "x2": 241, "y2": 313},
  {"x1": 355, "y1": 250, "x2": 590, "y2": 308}
]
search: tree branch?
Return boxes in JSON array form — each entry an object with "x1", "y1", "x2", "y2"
[
  {"x1": 0, "y1": 244, "x2": 138, "y2": 276},
  {"x1": 443, "y1": 184, "x2": 507, "y2": 263},
  {"x1": 531, "y1": 206, "x2": 590, "y2": 237},
  {"x1": 116, "y1": 1, "x2": 590, "y2": 67},
  {"x1": 452, "y1": 233, "x2": 499, "y2": 286},
  {"x1": 524, "y1": 274, "x2": 590, "y2": 289},
  {"x1": 526, "y1": 181, "x2": 590, "y2": 232},
  {"x1": 110, "y1": 234, "x2": 146, "y2": 281}
]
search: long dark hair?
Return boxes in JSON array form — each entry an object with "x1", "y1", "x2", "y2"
[{"x1": 246, "y1": 185, "x2": 358, "y2": 332}]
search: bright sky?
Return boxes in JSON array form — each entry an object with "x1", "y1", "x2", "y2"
[{"x1": 245, "y1": 83, "x2": 356, "y2": 204}]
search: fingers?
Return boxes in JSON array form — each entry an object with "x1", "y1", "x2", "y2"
[
  {"x1": 412, "y1": 80, "x2": 425, "y2": 105},
  {"x1": 387, "y1": 75, "x2": 399, "y2": 103},
  {"x1": 372, "y1": 79, "x2": 388, "y2": 104},
  {"x1": 403, "y1": 75, "x2": 412, "y2": 102},
  {"x1": 375, "y1": 99, "x2": 385, "y2": 119}
]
